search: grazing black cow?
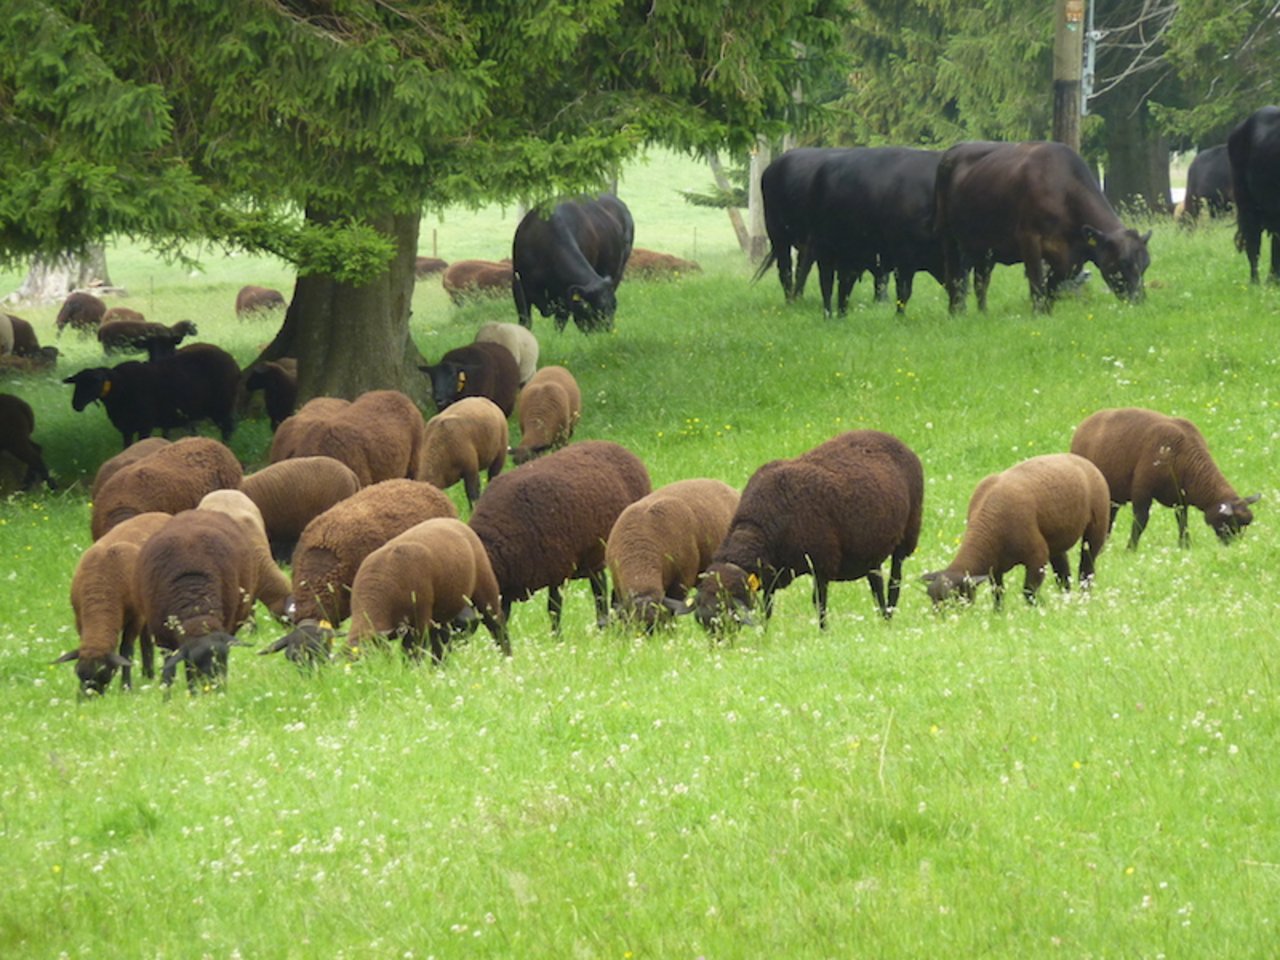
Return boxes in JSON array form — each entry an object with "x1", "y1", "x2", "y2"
[
  {"x1": 1227, "y1": 106, "x2": 1280, "y2": 283},
  {"x1": 1181, "y1": 144, "x2": 1233, "y2": 223},
  {"x1": 512, "y1": 195, "x2": 633, "y2": 333},
  {"x1": 934, "y1": 140, "x2": 1151, "y2": 313},
  {"x1": 805, "y1": 147, "x2": 945, "y2": 316}
]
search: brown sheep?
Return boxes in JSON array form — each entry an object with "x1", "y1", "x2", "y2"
[
  {"x1": 626, "y1": 247, "x2": 702, "y2": 279},
  {"x1": 269, "y1": 390, "x2": 425, "y2": 487},
  {"x1": 415, "y1": 256, "x2": 449, "y2": 278},
  {"x1": 1070, "y1": 407, "x2": 1261, "y2": 547},
  {"x1": 55, "y1": 512, "x2": 171, "y2": 694},
  {"x1": 98, "y1": 319, "x2": 198, "y2": 359},
  {"x1": 606, "y1": 478, "x2": 740, "y2": 629},
  {"x1": 90, "y1": 437, "x2": 171, "y2": 499},
  {"x1": 418, "y1": 396, "x2": 508, "y2": 507},
  {"x1": 136, "y1": 509, "x2": 272, "y2": 690},
  {"x1": 100, "y1": 306, "x2": 146, "y2": 325},
  {"x1": 240, "y1": 456, "x2": 362, "y2": 563},
  {"x1": 235, "y1": 285, "x2": 287, "y2": 317},
  {"x1": 470, "y1": 440, "x2": 651, "y2": 631},
  {"x1": 511, "y1": 365, "x2": 581, "y2": 464},
  {"x1": 287, "y1": 479, "x2": 459, "y2": 627},
  {"x1": 923, "y1": 453, "x2": 1110, "y2": 608},
  {"x1": 441, "y1": 259, "x2": 513, "y2": 304},
  {"x1": 91, "y1": 436, "x2": 242, "y2": 540},
  {"x1": 474, "y1": 321, "x2": 539, "y2": 384},
  {"x1": 56, "y1": 292, "x2": 106, "y2": 336},
  {"x1": 197, "y1": 490, "x2": 292, "y2": 620},
  {"x1": 694, "y1": 431, "x2": 924, "y2": 631},
  {"x1": 345, "y1": 518, "x2": 509, "y2": 661},
  {"x1": 0, "y1": 393, "x2": 55, "y2": 490}
]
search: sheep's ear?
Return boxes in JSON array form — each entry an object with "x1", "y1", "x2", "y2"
[
  {"x1": 259, "y1": 636, "x2": 292, "y2": 656},
  {"x1": 1244, "y1": 493, "x2": 1262, "y2": 505},
  {"x1": 920, "y1": 572, "x2": 939, "y2": 584},
  {"x1": 664, "y1": 596, "x2": 695, "y2": 617},
  {"x1": 107, "y1": 652, "x2": 132, "y2": 668},
  {"x1": 161, "y1": 649, "x2": 187, "y2": 685},
  {"x1": 418, "y1": 364, "x2": 438, "y2": 376},
  {"x1": 965, "y1": 574, "x2": 989, "y2": 586},
  {"x1": 53, "y1": 650, "x2": 80, "y2": 664}
]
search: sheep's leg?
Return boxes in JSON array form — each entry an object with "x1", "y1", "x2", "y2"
[
  {"x1": 463, "y1": 471, "x2": 481, "y2": 508},
  {"x1": 1128, "y1": 498, "x2": 1152, "y2": 549},
  {"x1": 588, "y1": 569, "x2": 610, "y2": 630},
  {"x1": 1078, "y1": 540, "x2": 1097, "y2": 589},
  {"x1": 812, "y1": 578, "x2": 829, "y2": 629},
  {"x1": 1022, "y1": 563, "x2": 1046, "y2": 605},
  {"x1": 547, "y1": 585, "x2": 564, "y2": 634},
  {"x1": 991, "y1": 571, "x2": 1005, "y2": 610},
  {"x1": 1108, "y1": 502, "x2": 1120, "y2": 532},
  {"x1": 482, "y1": 609, "x2": 511, "y2": 657},
  {"x1": 140, "y1": 631, "x2": 155, "y2": 680},
  {"x1": 425, "y1": 627, "x2": 446, "y2": 664},
  {"x1": 118, "y1": 625, "x2": 139, "y2": 691},
  {"x1": 1175, "y1": 503, "x2": 1191, "y2": 548},
  {"x1": 887, "y1": 554, "x2": 905, "y2": 616},
  {"x1": 866, "y1": 569, "x2": 888, "y2": 619},
  {"x1": 1049, "y1": 553, "x2": 1071, "y2": 591}
]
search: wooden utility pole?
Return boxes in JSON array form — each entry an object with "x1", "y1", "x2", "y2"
[{"x1": 1053, "y1": 0, "x2": 1085, "y2": 152}]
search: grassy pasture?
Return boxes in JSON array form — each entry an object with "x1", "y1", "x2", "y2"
[{"x1": 1, "y1": 150, "x2": 1278, "y2": 958}]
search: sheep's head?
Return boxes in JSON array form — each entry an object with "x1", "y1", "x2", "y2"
[
  {"x1": 418, "y1": 360, "x2": 480, "y2": 412},
  {"x1": 260, "y1": 619, "x2": 335, "y2": 668},
  {"x1": 693, "y1": 563, "x2": 758, "y2": 633},
  {"x1": 53, "y1": 649, "x2": 131, "y2": 696},
  {"x1": 921, "y1": 570, "x2": 987, "y2": 606},
  {"x1": 162, "y1": 631, "x2": 240, "y2": 689},
  {"x1": 62, "y1": 368, "x2": 113, "y2": 411},
  {"x1": 1208, "y1": 493, "x2": 1261, "y2": 543},
  {"x1": 1083, "y1": 224, "x2": 1151, "y2": 303}
]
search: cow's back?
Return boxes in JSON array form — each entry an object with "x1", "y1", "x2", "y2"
[{"x1": 1230, "y1": 106, "x2": 1280, "y2": 223}]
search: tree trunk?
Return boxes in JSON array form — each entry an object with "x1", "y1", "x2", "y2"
[
  {"x1": 265, "y1": 211, "x2": 430, "y2": 405},
  {"x1": 1100, "y1": 100, "x2": 1173, "y2": 215},
  {"x1": 6, "y1": 246, "x2": 112, "y2": 304},
  {"x1": 747, "y1": 136, "x2": 771, "y2": 262},
  {"x1": 707, "y1": 153, "x2": 749, "y2": 254}
]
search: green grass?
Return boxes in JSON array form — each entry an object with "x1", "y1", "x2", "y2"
[{"x1": 2, "y1": 151, "x2": 1278, "y2": 958}]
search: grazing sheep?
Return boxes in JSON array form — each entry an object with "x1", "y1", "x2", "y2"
[
  {"x1": 922, "y1": 453, "x2": 1110, "y2": 608},
  {"x1": 90, "y1": 437, "x2": 171, "y2": 499},
  {"x1": 345, "y1": 517, "x2": 509, "y2": 661},
  {"x1": 55, "y1": 292, "x2": 106, "y2": 336},
  {"x1": 63, "y1": 342, "x2": 242, "y2": 447},
  {"x1": 55, "y1": 512, "x2": 171, "y2": 694},
  {"x1": 606, "y1": 478, "x2": 740, "y2": 629},
  {"x1": 101, "y1": 307, "x2": 146, "y2": 325},
  {"x1": 415, "y1": 256, "x2": 448, "y2": 278},
  {"x1": 420, "y1": 341, "x2": 521, "y2": 417},
  {"x1": 197, "y1": 489, "x2": 292, "y2": 619},
  {"x1": 90, "y1": 436, "x2": 242, "y2": 540},
  {"x1": 0, "y1": 313, "x2": 13, "y2": 355},
  {"x1": 627, "y1": 248, "x2": 702, "y2": 279},
  {"x1": 474, "y1": 321, "x2": 539, "y2": 384},
  {"x1": 4, "y1": 314, "x2": 45, "y2": 358},
  {"x1": 511, "y1": 365, "x2": 581, "y2": 464},
  {"x1": 441, "y1": 259, "x2": 513, "y2": 303},
  {"x1": 470, "y1": 440, "x2": 651, "y2": 631},
  {"x1": 0, "y1": 393, "x2": 55, "y2": 490},
  {"x1": 243, "y1": 359, "x2": 298, "y2": 429},
  {"x1": 240, "y1": 456, "x2": 361, "y2": 563},
  {"x1": 235, "y1": 285, "x2": 287, "y2": 317},
  {"x1": 286, "y1": 479, "x2": 459, "y2": 627},
  {"x1": 694, "y1": 430, "x2": 924, "y2": 631},
  {"x1": 418, "y1": 397, "x2": 508, "y2": 507},
  {"x1": 136, "y1": 509, "x2": 269, "y2": 690},
  {"x1": 1070, "y1": 406, "x2": 1261, "y2": 547},
  {"x1": 98, "y1": 318, "x2": 198, "y2": 359},
  {"x1": 269, "y1": 390, "x2": 425, "y2": 487}
]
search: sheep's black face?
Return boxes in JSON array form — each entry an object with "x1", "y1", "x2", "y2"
[
  {"x1": 693, "y1": 565, "x2": 755, "y2": 633},
  {"x1": 923, "y1": 571, "x2": 981, "y2": 606},
  {"x1": 62, "y1": 368, "x2": 111, "y2": 411},
  {"x1": 74, "y1": 657, "x2": 117, "y2": 695},
  {"x1": 1086, "y1": 226, "x2": 1150, "y2": 303},
  {"x1": 162, "y1": 632, "x2": 236, "y2": 690},
  {"x1": 1209, "y1": 496, "x2": 1260, "y2": 543}
]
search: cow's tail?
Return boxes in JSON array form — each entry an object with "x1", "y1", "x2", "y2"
[{"x1": 751, "y1": 247, "x2": 778, "y2": 285}]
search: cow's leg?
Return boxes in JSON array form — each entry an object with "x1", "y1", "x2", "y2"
[
  {"x1": 794, "y1": 244, "x2": 815, "y2": 299},
  {"x1": 836, "y1": 268, "x2": 858, "y2": 316},
  {"x1": 1270, "y1": 230, "x2": 1280, "y2": 282},
  {"x1": 818, "y1": 258, "x2": 836, "y2": 317},
  {"x1": 1241, "y1": 218, "x2": 1262, "y2": 282},
  {"x1": 512, "y1": 274, "x2": 533, "y2": 327},
  {"x1": 894, "y1": 268, "x2": 914, "y2": 313},
  {"x1": 873, "y1": 259, "x2": 890, "y2": 303},
  {"x1": 777, "y1": 246, "x2": 795, "y2": 299},
  {"x1": 974, "y1": 257, "x2": 994, "y2": 311},
  {"x1": 1024, "y1": 244, "x2": 1051, "y2": 312},
  {"x1": 943, "y1": 242, "x2": 968, "y2": 314}
]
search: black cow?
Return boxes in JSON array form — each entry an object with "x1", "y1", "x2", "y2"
[
  {"x1": 805, "y1": 147, "x2": 945, "y2": 316},
  {"x1": 512, "y1": 195, "x2": 633, "y2": 333},
  {"x1": 1181, "y1": 144, "x2": 1233, "y2": 223},
  {"x1": 1228, "y1": 106, "x2": 1280, "y2": 283},
  {"x1": 934, "y1": 140, "x2": 1151, "y2": 313}
]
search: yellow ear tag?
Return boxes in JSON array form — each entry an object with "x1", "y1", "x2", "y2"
[
  {"x1": 746, "y1": 573, "x2": 761, "y2": 592},
  {"x1": 317, "y1": 619, "x2": 332, "y2": 630},
  {"x1": 457, "y1": 371, "x2": 467, "y2": 390},
  {"x1": 100, "y1": 379, "x2": 112, "y2": 398},
  {"x1": 571, "y1": 292, "x2": 583, "y2": 302}
]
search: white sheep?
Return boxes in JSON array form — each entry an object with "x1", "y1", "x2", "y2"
[
  {"x1": 474, "y1": 321, "x2": 539, "y2": 385},
  {"x1": 922, "y1": 452, "x2": 1110, "y2": 608}
]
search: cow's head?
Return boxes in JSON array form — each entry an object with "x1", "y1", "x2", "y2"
[
  {"x1": 62, "y1": 367, "x2": 113, "y2": 410},
  {"x1": 567, "y1": 278, "x2": 617, "y2": 333},
  {"x1": 1207, "y1": 493, "x2": 1262, "y2": 543},
  {"x1": 1083, "y1": 225, "x2": 1151, "y2": 303}
]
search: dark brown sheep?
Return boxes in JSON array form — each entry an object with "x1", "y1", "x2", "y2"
[
  {"x1": 90, "y1": 436, "x2": 242, "y2": 540},
  {"x1": 98, "y1": 318, "x2": 198, "y2": 359},
  {"x1": 1070, "y1": 407, "x2": 1261, "y2": 547},
  {"x1": 55, "y1": 512, "x2": 172, "y2": 694},
  {"x1": 243, "y1": 359, "x2": 298, "y2": 429},
  {"x1": 101, "y1": 307, "x2": 146, "y2": 325},
  {"x1": 235, "y1": 285, "x2": 287, "y2": 317},
  {"x1": 470, "y1": 440, "x2": 651, "y2": 631},
  {"x1": 269, "y1": 390, "x2": 425, "y2": 487},
  {"x1": 441, "y1": 259, "x2": 513, "y2": 304},
  {"x1": 419, "y1": 341, "x2": 521, "y2": 417},
  {"x1": 0, "y1": 393, "x2": 55, "y2": 490},
  {"x1": 626, "y1": 248, "x2": 702, "y2": 279},
  {"x1": 415, "y1": 256, "x2": 449, "y2": 278},
  {"x1": 694, "y1": 430, "x2": 924, "y2": 631},
  {"x1": 55, "y1": 292, "x2": 106, "y2": 336},
  {"x1": 923, "y1": 453, "x2": 1111, "y2": 608},
  {"x1": 90, "y1": 437, "x2": 171, "y2": 499}
]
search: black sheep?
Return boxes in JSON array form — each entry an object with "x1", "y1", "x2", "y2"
[
  {"x1": 419, "y1": 341, "x2": 520, "y2": 417},
  {"x1": 243, "y1": 359, "x2": 298, "y2": 429},
  {"x1": 694, "y1": 430, "x2": 924, "y2": 631},
  {"x1": 63, "y1": 343, "x2": 241, "y2": 447},
  {"x1": 98, "y1": 319, "x2": 198, "y2": 360},
  {"x1": 0, "y1": 393, "x2": 55, "y2": 490},
  {"x1": 470, "y1": 440, "x2": 651, "y2": 631}
]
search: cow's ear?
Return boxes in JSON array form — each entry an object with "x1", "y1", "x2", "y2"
[{"x1": 567, "y1": 285, "x2": 585, "y2": 303}]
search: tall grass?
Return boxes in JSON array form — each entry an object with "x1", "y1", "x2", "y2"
[{"x1": 1, "y1": 151, "x2": 1277, "y2": 958}]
